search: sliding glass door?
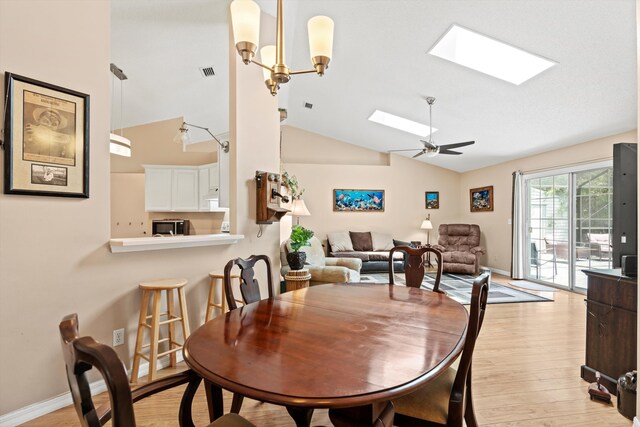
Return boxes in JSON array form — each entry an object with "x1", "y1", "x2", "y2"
[{"x1": 525, "y1": 164, "x2": 612, "y2": 291}]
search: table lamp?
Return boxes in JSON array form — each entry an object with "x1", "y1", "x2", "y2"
[{"x1": 289, "y1": 199, "x2": 311, "y2": 226}]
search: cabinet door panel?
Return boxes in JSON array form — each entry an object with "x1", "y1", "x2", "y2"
[
  {"x1": 145, "y1": 168, "x2": 172, "y2": 211},
  {"x1": 172, "y1": 169, "x2": 199, "y2": 211}
]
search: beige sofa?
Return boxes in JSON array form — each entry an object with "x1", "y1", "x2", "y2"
[{"x1": 280, "y1": 236, "x2": 362, "y2": 285}]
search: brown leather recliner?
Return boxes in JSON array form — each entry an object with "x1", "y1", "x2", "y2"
[{"x1": 433, "y1": 224, "x2": 486, "y2": 275}]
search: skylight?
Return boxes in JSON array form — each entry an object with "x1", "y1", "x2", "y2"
[
  {"x1": 368, "y1": 110, "x2": 437, "y2": 137},
  {"x1": 429, "y1": 25, "x2": 556, "y2": 85}
]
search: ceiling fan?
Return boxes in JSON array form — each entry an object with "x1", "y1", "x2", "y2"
[{"x1": 390, "y1": 97, "x2": 475, "y2": 158}]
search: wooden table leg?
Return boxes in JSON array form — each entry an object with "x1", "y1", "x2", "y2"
[
  {"x1": 328, "y1": 401, "x2": 394, "y2": 427},
  {"x1": 286, "y1": 406, "x2": 314, "y2": 427},
  {"x1": 204, "y1": 380, "x2": 224, "y2": 422}
]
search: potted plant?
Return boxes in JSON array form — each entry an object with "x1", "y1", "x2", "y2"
[
  {"x1": 282, "y1": 171, "x2": 304, "y2": 200},
  {"x1": 287, "y1": 225, "x2": 314, "y2": 270}
]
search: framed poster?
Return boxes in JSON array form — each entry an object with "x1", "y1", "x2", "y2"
[
  {"x1": 333, "y1": 189, "x2": 384, "y2": 212},
  {"x1": 4, "y1": 72, "x2": 89, "y2": 197},
  {"x1": 425, "y1": 191, "x2": 439, "y2": 209},
  {"x1": 470, "y1": 185, "x2": 493, "y2": 212}
]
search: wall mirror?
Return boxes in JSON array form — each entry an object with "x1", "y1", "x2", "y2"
[{"x1": 110, "y1": 0, "x2": 230, "y2": 238}]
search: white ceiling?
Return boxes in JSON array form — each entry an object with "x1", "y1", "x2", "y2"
[{"x1": 111, "y1": 0, "x2": 637, "y2": 173}]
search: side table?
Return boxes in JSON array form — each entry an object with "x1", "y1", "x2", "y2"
[{"x1": 285, "y1": 269, "x2": 311, "y2": 292}]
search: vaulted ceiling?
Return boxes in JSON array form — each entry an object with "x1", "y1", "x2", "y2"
[{"x1": 111, "y1": 0, "x2": 637, "y2": 172}]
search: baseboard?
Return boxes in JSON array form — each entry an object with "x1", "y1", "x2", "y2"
[
  {"x1": 633, "y1": 416, "x2": 640, "y2": 427},
  {"x1": 0, "y1": 353, "x2": 183, "y2": 427},
  {"x1": 484, "y1": 266, "x2": 510, "y2": 277}
]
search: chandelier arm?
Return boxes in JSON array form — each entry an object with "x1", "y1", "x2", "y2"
[
  {"x1": 250, "y1": 59, "x2": 274, "y2": 72},
  {"x1": 289, "y1": 69, "x2": 318, "y2": 76},
  {"x1": 182, "y1": 122, "x2": 229, "y2": 153}
]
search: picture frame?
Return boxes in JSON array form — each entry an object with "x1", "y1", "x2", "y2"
[
  {"x1": 333, "y1": 189, "x2": 385, "y2": 212},
  {"x1": 470, "y1": 185, "x2": 493, "y2": 212},
  {"x1": 425, "y1": 191, "x2": 439, "y2": 209},
  {"x1": 3, "y1": 72, "x2": 89, "y2": 198}
]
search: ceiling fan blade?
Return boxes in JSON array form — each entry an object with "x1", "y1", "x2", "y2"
[
  {"x1": 420, "y1": 140, "x2": 437, "y2": 149},
  {"x1": 389, "y1": 148, "x2": 423, "y2": 152},
  {"x1": 438, "y1": 149, "x2": 463, "y2": 155},
  {"x1": 412, "y1": 150, "x2": 426, "y2": 158},
  {"x1": 438, "y1": 140, "x2": 475, "y2": 150}
]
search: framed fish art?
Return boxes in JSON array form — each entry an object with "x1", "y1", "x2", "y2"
[{"x1": 333, "y1": 189, "x2": 385, "y2": 212}]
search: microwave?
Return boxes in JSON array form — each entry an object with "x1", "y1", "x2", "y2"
[{"x1": 152, "y1": 219, "x2": 190, "y2": 236}]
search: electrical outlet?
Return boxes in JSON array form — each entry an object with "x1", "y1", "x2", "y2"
[{"x1": 113, "y1": 328, "x2": 125, "y2": 347}]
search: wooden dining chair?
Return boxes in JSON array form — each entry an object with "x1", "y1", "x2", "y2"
[
  {"x1": 59, "y1": 313, "x2": 256, "y2": 427},
  {"x1": 392, "y1": 272, "x2": 490, "y2": 427},
  {"x1": 222, "y1": 254, "x2": 275, "y2": 414},
  {"x1": 389, "y1": 245, "x2": 443, "y2": 293},
  {"x1": 223, "y1": 254, "x2": 275, "y2": 310}
]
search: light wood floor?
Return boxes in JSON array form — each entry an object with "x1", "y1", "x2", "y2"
[{"x1": 21, "y1": 274, "x2": 632, "y2": 426}]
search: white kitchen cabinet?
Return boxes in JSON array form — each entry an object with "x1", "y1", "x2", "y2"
[
  {"x1": 144, "y1": 165, "x2": 199, "y2": 212},
  {"x1": 198, "y1": 163, "x2": 219, "y2": 210}
]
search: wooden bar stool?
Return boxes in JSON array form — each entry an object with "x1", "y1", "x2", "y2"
[
  {"x1": 130, "y1": 278, "x2": 190, "y2": 384},
  {"x1": 206, "y1": 272, "x2": 243, "y2": 322}
]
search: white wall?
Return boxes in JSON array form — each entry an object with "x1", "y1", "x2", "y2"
[{"x1": 0, "y1": 0, "x2": 281, "y2": 416}]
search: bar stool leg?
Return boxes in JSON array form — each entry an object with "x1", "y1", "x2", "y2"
[
  {"x1": 221, "y1": 277, "x2": 228, "y2": 314},
  {"x1": 130, "y1": 289, "x2": 148, "y2": 383},
  {"x1": 178, "y1": 286, "x2": 191, "y2": 339},
  {"x1": 148, "y1": 290, "x2": 162, "y2": 382},
  {"x1": 166, "y1": 288, "x2": 177, "y2": 367},
  {"x1": 205, "y1": 276, "x2": 216, "y2": 322}
]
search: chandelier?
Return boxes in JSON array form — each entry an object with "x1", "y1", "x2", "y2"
[{"x1": 230, "y1": 0, "x2": 334, "y2": 96}]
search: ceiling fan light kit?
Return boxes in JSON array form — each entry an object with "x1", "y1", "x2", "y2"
[
  {"x1": 230, "y1": 0, "x2": 334, "y2": 96},
  {"x1": 390, "y1": 96, "x2": 475, "y2": 159}
]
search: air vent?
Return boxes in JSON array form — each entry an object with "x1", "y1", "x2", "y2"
[
  {"x1": 304, "y1": 102, "x2": 313, "y2": 109},
  {"x1": 199, "y1": 66, "x2": 215, "y2": 77}
]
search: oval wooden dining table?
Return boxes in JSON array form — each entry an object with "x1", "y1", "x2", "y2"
[{"x1": 183, "y1": 283, "x2": 468, "y2": 427}]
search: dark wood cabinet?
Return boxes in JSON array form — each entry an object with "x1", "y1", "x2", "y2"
[{"x1": 581, "y1": 269, "x2": 637, "y2": 394}]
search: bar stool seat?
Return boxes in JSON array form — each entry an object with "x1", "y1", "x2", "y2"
[
  {"x1": 206, "y1": 272, "x2": 243, "y2": 322},
  {"x1": 131, "y1": 278, "x2": 190, "y2": 384}
]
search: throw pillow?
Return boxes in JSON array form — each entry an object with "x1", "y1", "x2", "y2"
[
  {"x1": 371, "y1": 232, "x2": 394, "y2": 251},
  {"x1": 350, "y1": 231, "x2": 373, "y2": 251},
  {"x1": 328, "y1": 232, "x2": 354, "y2": 252}
]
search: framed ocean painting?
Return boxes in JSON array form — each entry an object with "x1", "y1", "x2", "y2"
[
  {"x1": 333, "y1": 189, "x2": 385, "y2": 212},
  {"x1": 470, "y1": 185, "x2": 493, "y2": 212},
  {"x1": 425, "y1": 191, "x2": 439, "y2": 209}
]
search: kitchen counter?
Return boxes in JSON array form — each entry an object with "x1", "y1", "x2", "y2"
[{"x1": 109, "y1": 233, "x2": 244, "y2": 253}]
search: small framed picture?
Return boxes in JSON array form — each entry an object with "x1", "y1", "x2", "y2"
[
  {"x1": 4, "y1": 72, "x2": 89, "y2": 198},
  {"x1": 425, "y1": 191, "x2": 439, "y2": 209},
  {"x1": 470, "y1": 186, "x2": 493, "y2": 212}
]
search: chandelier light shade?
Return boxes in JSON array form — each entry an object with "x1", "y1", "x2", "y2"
[
  {"x1": 230, "y1": 0, "x2": 261, "y2": 64},
  {"x1": 308, "y1": 16, "x2": 334, "y2": 73},
  {"x1": 230, "y1": 0, "x2": 335, "y2": 96}
]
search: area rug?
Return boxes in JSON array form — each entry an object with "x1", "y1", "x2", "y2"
[
  {"x1": 359, "y1": 273, "x2": 553, "y2": 305},
  {"x1": 508, "y1": 280, "x2": 558, "y2": 292}
]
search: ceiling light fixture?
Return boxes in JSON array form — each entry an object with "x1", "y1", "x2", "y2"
[
  {"x1": 368, "y1": 110, "x2": 437, "y2": 137},
  {"x1": 230, "y1": 0, "x2": 335, "y2": 96},
  {"x1": 109, "y1": 63, "x2": 132, "y2": 157},
  {"x1": 174, "y1": 122, "x2": 230, "y2": 153},
  {"x1": 429, "y1": 24, "x2": 556, "y2": 85}
]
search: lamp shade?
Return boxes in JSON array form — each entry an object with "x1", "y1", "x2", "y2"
[
  {"x1": 308, "y1": 16, "x2": 334, "y2": 60},
  {"x1": 173, "y1": 128, "x2": 190, "y2": 145},
  {"x1": 420, "y1": 220, "x2": 433, "y2": 230},
  {"x1": 230, "y1": 0, "x2": 261, "y2": 47},
  {"x1": 109, "y1": 133, "x2": 131, "y2": 157},
  {"x1": 290, "y1": 199, "x2": 311, "y2": 217},
  {"x1": 260, "y1": 45, "x2": 276, "y2": 82}
]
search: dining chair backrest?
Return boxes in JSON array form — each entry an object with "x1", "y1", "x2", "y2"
[
  {"x1": 224, "y1": 254, "x2": 275, "y2": 310},
  {"x1": 448, "y1": 272, "x2": 489, "y2": 425},
  {"x1": 388, "y1": 245, "x2": 443, "y2": 293},
  {"x1": 58, "y1": 313, "x2": 202, "y2": 427}
]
